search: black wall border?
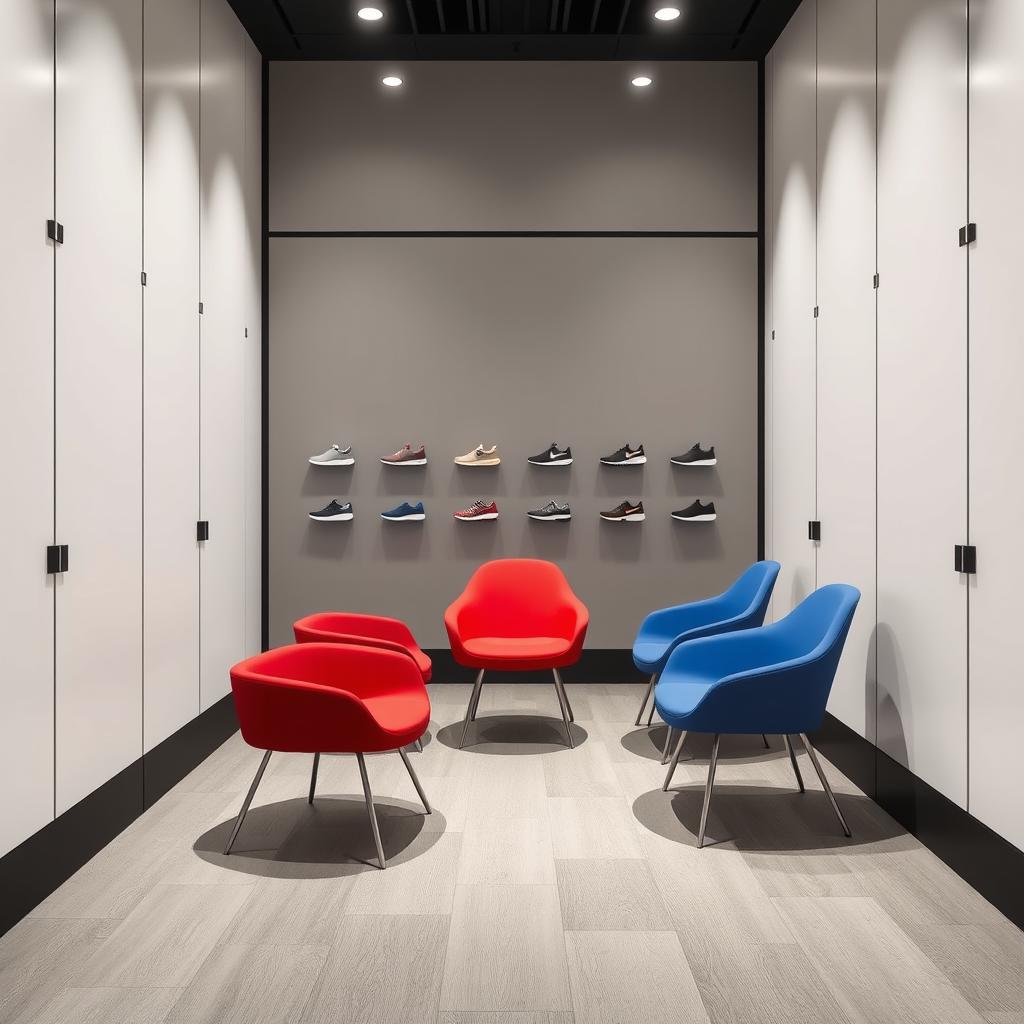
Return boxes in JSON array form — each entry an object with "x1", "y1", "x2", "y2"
[
  {"x1": 0, "y1": 694, "x2": 239, "y2": 938},
  {"x1": 813, "y1": 713, "x2": 1024, "y2": 932},
  {"x1": 425, "y1": 648, "x2": 646, "y2": 685}
]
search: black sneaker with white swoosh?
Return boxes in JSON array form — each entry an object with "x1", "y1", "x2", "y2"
[
  {"x1": 528, "y1": 443, "x2": 573, "y2": 467},
  {"x1": 672, "y1": 500, "x2": 717, "y2": 522},
  {"x1": 601, "y1": 443, "x2": 647, "y2": 466}
]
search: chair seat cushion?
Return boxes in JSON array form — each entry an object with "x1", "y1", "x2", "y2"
[
  {"x1": 408, "y1": 647, "x2": 433, "y2": 682},
  {"x1": 633, "y1": 638, "x2": 675, "y2": 674},
  {"x1": 362, "y1": 691, "x2": 431, "y2": 746},
  {"x1": 653, "y1": 677, "x2": 716, "y2": 726},
  {"x1": 460, "y1": 636, "x2": 574, "y2": 670}
]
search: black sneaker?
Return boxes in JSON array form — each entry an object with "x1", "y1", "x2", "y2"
[
  {"x1": 672, "y1": 500, "x2": 716, "y2": 522},
  {"x1": 671, "y1": 443, "x2": 716, "y2": 467},
  {"x1": 600, "y1": 443, "x2": 646, "y2": 466},
  {"x1": 309, "y1": 499, "x2": 353, "y2": 522},
  {"x1": 528, "y1": 500, "x2": 572, "y2": 521},
  {"x1": 601, "y1": 500, "x2": 645, "y2": 522},
  {"x1": 528, "y1": 443, "x2": 573, "y2": 467}
]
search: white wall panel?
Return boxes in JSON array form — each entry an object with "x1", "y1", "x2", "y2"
[
  {"x1": 200, "y1": 0, "x2": 247, "y2": 708},
  {"x1": 768, "y1": 0, "x2": 817, "y2": 618},
  {"x1": 242, "y1": 34, "x2": 262, "y2": 658},
  {"x1": 967, "y1": 0, "x2": 1024, "y2": 849},
  {"x1": 55, "y1": 0, "x2": 143, "y2": 812},
  {"x1": 815, "y1": 0, "x2": 876, "y2": 740},
  {"x1": 0, "y1": 0, "x2": 55, "y2": 856},
  {"x1": 143, "y1": 0, "x2": 200, "y2": 751},
  {"x1": 876, "y1": 0, "x2": 967, "y2": 806}
]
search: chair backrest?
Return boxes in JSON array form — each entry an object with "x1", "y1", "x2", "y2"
[
  {"x1": 459, "y1": 558, "x2": 580, "y2": 638},
  {"x1": 775, "y1": 583, "x2": 860, "y2": 664},
  {"x1": 718, "y1": 560, "x2": 781, "y2": 623}
]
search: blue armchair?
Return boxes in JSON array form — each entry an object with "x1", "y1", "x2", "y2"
[
  {"x1": 655, "y1": 583, "x2": 860, "y2": 848},
  {"x1": 632, "y1": 561, "x2": 781, "y2": 735}
]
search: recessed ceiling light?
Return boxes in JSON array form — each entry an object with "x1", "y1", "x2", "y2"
[
  {"x1": 357, "y1": 7, "x2": 384, "y2": 20},
  {"x1": 631, "y1": 76, "x2": 653, "y2": 88},
  {"x1": 654, "y1": 6, "x2": 680, "y2": 19},
  {"x1": 381, "y1": 75, "x2": 403, "y2": 87}
]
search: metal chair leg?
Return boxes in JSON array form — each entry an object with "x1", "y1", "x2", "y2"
[
  {"x1": 357, "y1": 752, "x2": 387, "y2": 869},
  {"x1": 398, "y1": 747, "x2": 432, "y2": 814},
  {"x1": 697, "y1": 734, "x2": 721, "y2": 849},
  {"x1": 551, "y1": 669, "x2": 575, "y2": 748},
  {"x1": 224, "y1": 749, "x2": 272, "y2": 855},
  {"x1": 800, "y1": 733, "x2": 851, "y2": 837},
  {"x1": 762, "y1": 733, "x2": 770, "y2": 749},
  {"x1": 469, "y1": 675, "x2": 485, "y2": 721},
  {"x1": 459, "y1": 669, "x2": 485, "y2": 748},
  {"x1": 646, "y1": 700, "x2": 656, "y2": 728},
  {"x1": 308, "y1": 752, "x2": 320, "y2": 804},
  {"x1": 661, "y1": 726, "x2": 675, "y2": 764},
  {"x1": 413, "y1": 737, "x2": 423, "y2": 753},
  {"x1": 635, "y1": 673, "x2": 657, "y2": 727},
  {"x1": 662, "y1": 730, "x2": 688, "y2": 791},
  {"x1": 783, "y1": 735, "x2": 805, "y2": 793},
  {"x1": 561, "y1": 683, "x2": 575, "y2": 724}
]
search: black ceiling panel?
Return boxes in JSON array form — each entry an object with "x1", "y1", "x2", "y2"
[{"x1": 229, "y1": 0, "x2": 803, "y2": 60}]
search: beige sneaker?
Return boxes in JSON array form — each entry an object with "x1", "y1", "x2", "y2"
[{"x1": 454, "y1": 444, "x2": 501, "y2": 467}]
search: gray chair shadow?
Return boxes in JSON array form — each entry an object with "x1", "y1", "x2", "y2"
[
  {"x1": 873, "y1": 620, "x2": 909, "y2": 767},
  {"x1": 436, "y1": 714, "x2": 588, "y2": 754},
  {"x1": 193, "y1": 797, "x2": 445, "y2": 877},
  {"x1": 621, "y1": 728, "x2": 784, "y2": 764},
  {"x1": 632, "y1": 784, "x2": 902, "y2": 853}
]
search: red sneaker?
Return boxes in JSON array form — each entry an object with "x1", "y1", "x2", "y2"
[{"x1": 453, "y1": 499, "x2": 499, "y2": 521}]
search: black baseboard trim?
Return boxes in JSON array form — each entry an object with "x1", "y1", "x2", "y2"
[
  {"x1": 0, "y1": 694, "x2": 238, "y2": 937},
  {"x1": 814, "y1": 712, "x2": 1024, "y2": 932},
  {"x1": 424, "y1": 647, "x2": 646, "y2": 685}
]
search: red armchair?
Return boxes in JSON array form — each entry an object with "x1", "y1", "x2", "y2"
[
  {"x1": 292, "y1": 612, "x2": 432, "y2": 683},
  {"x1": 444, "y1": 559, "x2": 589, "y2": 748},
  {"x1": 226, "y1": 642, "x2": 431, "y2": 868}
]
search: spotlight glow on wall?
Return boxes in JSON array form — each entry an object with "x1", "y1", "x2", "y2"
[
  {"x1": 654, "y1": 7, "x2": 681, "y2": 20},
  {"x1": 357, "y1": 7, "x2": 384, "y2": 20},
  {"x1": 381, "y1": 75, "x2": 403, "y2": 87},
  {"x1": 631, "y1": 76, "x2": 653, "y2": 88}
]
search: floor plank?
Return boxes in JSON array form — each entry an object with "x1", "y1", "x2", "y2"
[
  {"x1": 31, "y1": 987, "x2": 181, "y2": 1024},
  {"x1": 440, "y1": 885, "x2": 571, "y2": 1012},
  {"x1": 555, "y1": 859, "x2": 671, "y2": 931}
]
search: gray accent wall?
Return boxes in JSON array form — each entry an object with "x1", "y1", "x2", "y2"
[{"x1": 268, "y1": 61, "x2": 759, "y2": 652}]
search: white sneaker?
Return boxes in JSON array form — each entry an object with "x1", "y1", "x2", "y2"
[{"x1": 309, "y1": 444, "x2": 354, "y2": 467}]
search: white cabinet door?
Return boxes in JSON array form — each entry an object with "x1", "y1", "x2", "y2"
[
  {"x1": 143, "y1": 0, "x2": 200, "y2": 752},
  {"x1": 968, "y1": 0, "x2": 1024, "y2": 849},
  {"x1": 55, "y1": 0, "x2": 143, "y2": 813},
  {"x1": 815, "y1": 0, "x2": 877, "y2": 741},
  {"x1": 767, "y1": 0, "x2": 817, "y2": 617},
  {"x1": 0, "y1": 0, "x2": 55, "y2": 856},
  {"x1": 242, "y1": 34, "x2": 262, "y2": 658},
  {"x1": 200, "y1": 0, "x2": 246, "y2": 709},
  {"x1": 877, "y1": 0, "x2": 967, "y2": 806}
]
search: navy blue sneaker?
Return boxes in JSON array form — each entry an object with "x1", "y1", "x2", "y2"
[
  {"x1": 309, "y1": 500, "x2": 353, "y2": 522},
  {"x1": 381, "y1": 500, "x2": 425, "y2": 522}
]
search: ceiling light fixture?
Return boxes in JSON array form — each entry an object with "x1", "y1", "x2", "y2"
[
  {"x1": 654, "y1": 6, "x2": 680, "y2": 20},
  {"x1": 381, "y1": 75, "x2": 403, "y2": 87},
  {"x1": 631, "y1": 75, "x2": 653, "y2": 88},
  {"x1": 357, "y1": 7, "x2": 384, "y2": 20}
]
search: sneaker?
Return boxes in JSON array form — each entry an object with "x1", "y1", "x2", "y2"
[
  {"x1": 601, "y1": 500, "x2": 645, "y2": 522},
  {"x1": 381, "y1": 444, "x2": 427, "y2": 467},
  {"x1": 671, "y1": 443, "x2": 716, "y2": 467},
  {"x1": 308, "y1": 499, "x2": 353, "y2": 522},
  {"x1": 528, "y1": 443, "x2": 573, "y2": 467},
  {"x1": 454, "y1": 444, "x2": 501, "y2": 467},
  {"x1": 308, "y1": 444, "x2": 354, "y2": 467},
  {"x1": 528, "y1": 500, "x2": 572, "y2": 521},
  {"x1": 672, "y1": 499, "x2": 717, "y2": 522},
  {"x1": 453, "y1": 499, "x2": 499, "y2": 521},
  {"x1": 381, "y1": 501, "x2": 426, "y2": 522},
  {"x1": 601, "y1": 443, "x2": 647, "y2": 466}
]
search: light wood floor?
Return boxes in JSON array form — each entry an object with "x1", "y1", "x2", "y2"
[{"x1": 3, "y1": 682, "x2": 1024, "y2": 1024}]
